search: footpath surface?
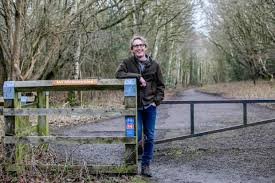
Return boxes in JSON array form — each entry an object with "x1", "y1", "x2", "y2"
[{"x1": 51, "y1": 89, "x2": 275, "y2": 183}]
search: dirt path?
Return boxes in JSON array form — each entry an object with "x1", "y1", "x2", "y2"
[{"x1": 51, "y1": 89, "x2": 275, "y2": 183}]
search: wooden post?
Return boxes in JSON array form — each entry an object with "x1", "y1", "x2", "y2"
[
  {"x1": 15, "y1": 92, "x2": 32, "y2": 173},
  {"x1": 15, "y1": 93, "x2": 31, "y2": 137},
  {"x1": 3, "y1": 81, "x2": 16, "y2": 168},
  {"x1": 124, "y1": 79, "x2": 137, "y2": 168},
  {"x1": 3, "y1": 82, "x2": 28, "y2": 173},
  {"x1": 37, "y1": 91, "x2": 49, "y2": 136}
]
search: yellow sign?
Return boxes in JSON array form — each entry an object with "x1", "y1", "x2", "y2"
[{"x1": 52, "y1": 79, "x2": 98, "y2": 86}]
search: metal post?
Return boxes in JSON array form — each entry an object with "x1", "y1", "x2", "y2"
[
  {"x1": 243, "y1": 102, "x2": 247, "y2": 125},
  {"x1": 190, "y1": 103, "x2": 194, "y2": 135}
]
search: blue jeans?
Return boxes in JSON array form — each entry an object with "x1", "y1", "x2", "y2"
[{"x1": 138, "y1": 105, "x2": 157, "y2": 166}]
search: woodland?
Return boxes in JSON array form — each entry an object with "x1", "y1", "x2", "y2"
[
  {"x1": 0, "y1": 0, "x2": 274, "y2": 87},
  {"x1": 0, "y1": 1, "x2": 275, "y2": 182}
]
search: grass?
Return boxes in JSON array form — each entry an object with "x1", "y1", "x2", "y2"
[
  {"x1": 0, "y1": 144, "x2": 147, "y2": 182},
  {"x1": 199, "y1": 80, "x2": 275, "y2": 99},
  {"x1": 199, "y1": 80, "x2": 275, "y2": 108}
]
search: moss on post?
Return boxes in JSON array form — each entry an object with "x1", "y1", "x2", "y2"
[
  {"x1": 37, "y1": 91, "x2": 49, "y2": 136},
  {"x1": 15, "y1": 92, "x2": 30, "y2": 173}
]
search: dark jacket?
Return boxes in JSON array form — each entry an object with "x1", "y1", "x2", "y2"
[{"x1": 115, "y1": 56, "x2": 165, "y2": 108}]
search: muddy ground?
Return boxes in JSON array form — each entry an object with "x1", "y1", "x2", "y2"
[{"x1": 50, "y1": 89, "x2": 275, "y2": 183}]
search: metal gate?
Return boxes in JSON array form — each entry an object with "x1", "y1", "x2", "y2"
[{"x1": 156, "y1": 99, "x2": 275, "y2": 144}]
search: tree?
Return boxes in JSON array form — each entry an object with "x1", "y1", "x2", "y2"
[
  {"x1": 206, "y1": 0, "x2": 275, "y2": 82},
  {"x1": 0, "y1": 0, "x2": 196, "y2": 89}
]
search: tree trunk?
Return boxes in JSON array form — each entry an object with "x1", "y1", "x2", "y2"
[
  {"x1": 0, "y1": 46, "x2": 8, "y2": 81},
  {"x1": 152, "y1": 1, "x2": 161, "y2": 60},
  {"x1": 73, "y1": 35, "x2": 81, "y2": 80},
  {"x1": 176, "y1": 48, "x2": 182, "y2": 88},
  {"x1": 189, "y1": 49, "x2": 193, "y2": 85},
  {"x1": 11, "y1": 0, "x2": 25, "y2": 80},
  {"x1": 167, "y1": 40, "x2": 175, "y2": 84},
  {"x1": 152, "y1": 26, "x2": 162, "y2": 60},
  {"x1": 131, "y1": 0, "x2": 138, "y2": 34}
]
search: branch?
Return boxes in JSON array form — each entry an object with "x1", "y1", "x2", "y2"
[
  {"x1": 32, "y1": 38, "x2": 61, "y2": 80},
  {"x1": 100, "y1": 0, "x2": 146, "y2": 30},
  {"x1": 0, "y1": 33, "x2": 11, "y2": 61},
  {"x1": 1, "y1": 0, "x2": 13, "y2": 54}
]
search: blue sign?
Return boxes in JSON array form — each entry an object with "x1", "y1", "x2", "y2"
[
  {"x1": 124, "y1": 79, "x2": 136, "y2": 97},
  {"x1": 125, "y1": 116, "x2": 135, "y2": 137},
  {"x1": 3, "y1": 81, "x2": 15, "y2": 99}
]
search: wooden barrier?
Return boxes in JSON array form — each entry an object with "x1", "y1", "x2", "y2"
[
  {"x1": 0, "y1": 96, "x2": 3, "y2": 106},
  {"x1": 2, "y1": 79, "x2": 138, "y2": 174}
]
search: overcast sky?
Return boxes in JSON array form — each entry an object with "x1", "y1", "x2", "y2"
[{"x1": 193, "y1": 0, "x2": 210, "y2": 35}]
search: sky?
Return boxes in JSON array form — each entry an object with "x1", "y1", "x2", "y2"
[{"x1": 193, "y1": 0, "x2": 211, "y2": 35}]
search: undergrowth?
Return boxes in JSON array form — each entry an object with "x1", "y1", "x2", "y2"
[
  {"x1": 199, "y1": 80, "x2": 275, "y2": 108},
  {"x1": 0, "y1": 145, "x2": 145, "y2": 183}
]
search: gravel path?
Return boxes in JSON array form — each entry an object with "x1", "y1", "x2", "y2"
[{"x1": 51, "y1": 89, "x2": 275, "y2": 183}]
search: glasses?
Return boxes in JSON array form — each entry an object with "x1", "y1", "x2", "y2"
[{"x1": 132, "y1": 44, "x2": 146, "y2": 48}]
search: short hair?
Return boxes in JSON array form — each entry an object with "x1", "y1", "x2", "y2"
[{"x1": 129, "y1": 35, "x2": 148, "y2": 50}]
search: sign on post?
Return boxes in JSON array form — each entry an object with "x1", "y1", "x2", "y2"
[
  {"x1": 124, "y1": 79, "x2": 136, "y2": 97},
  {"x1": 125, "y1": 116, "x2": 135, "y2": 137},
  {"x1": 3, "y1": 81, "x2": 15, "y2": 99},
  {"x1": 21, "y1": 96, "x2": 28, "y2": 104}
]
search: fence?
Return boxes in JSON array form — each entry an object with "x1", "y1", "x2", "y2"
[
  {"x1": 1, "y1": 79, "x2": 138, "y2": 174},
  {"x1": 156, "y1": 99, "x2": 275, "y2": 144}
]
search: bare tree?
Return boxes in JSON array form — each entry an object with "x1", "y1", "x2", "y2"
[{"x1": 206, "y1": 0, "x2": 275, "y2": 82}]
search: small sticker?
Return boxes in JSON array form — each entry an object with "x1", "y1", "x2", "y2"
[
  {"x1": 125, "y1": 116, "x2": 135, "y2": 137},
  {"x1": 4, "y1": 81, "x2": 15, "y2": 87},
  {"x1": 3, "y1": 81, "x2": 15, "y2": 99},
  {"x1": 21, "y1": 96, "x2": 28, "y2": 104},
  {"x1": 124, "y1": 79, "x2": 136, "y2": 97},
  {"x1": 127, "y1": 124, "x2": 134, "y2": 129},
  {"x1": 124, "y1": 79, "x2": 136, "y2": 85}
]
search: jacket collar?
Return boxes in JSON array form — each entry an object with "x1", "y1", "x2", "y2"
[{"x1": 132, "y1": 54, "x2": 153, "y2": 67}]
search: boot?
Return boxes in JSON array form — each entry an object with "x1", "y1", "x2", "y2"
[
  {"x1": 138, "y1": 144, "x2": 143, "y2": 160},
  {"x1": 141, "y1": 165, "x2": 152, "y2": 177}
]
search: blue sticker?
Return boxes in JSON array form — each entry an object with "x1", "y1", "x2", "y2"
[
  {"x1": 124, "y1": 79, "x2": 136, "y2": 97},
  {"x1": 21, "y1": 96, "x2": 28, "y2": 104},
  {"x1": 3, "y1": 81, "x2": 15, "y2": 99},
  {"x1": 125, "y1": 116, "x2": 135, "y2": 137},
  {"x1": 124, "y1": 79, "x2": 136, "y2": 85}
]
